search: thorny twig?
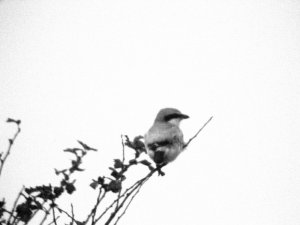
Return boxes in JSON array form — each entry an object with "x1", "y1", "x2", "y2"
[{"x1": 0, "y1": 118, "x2": 21, "y2": 176}]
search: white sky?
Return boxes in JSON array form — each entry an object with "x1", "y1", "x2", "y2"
[{"x1": 0, "y1": 0, "x2": 300, "y2": 224}]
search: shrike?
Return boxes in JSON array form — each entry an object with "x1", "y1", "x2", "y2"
[{"x1": 144, "y1": 108, "x2": 189, "y2": 165}]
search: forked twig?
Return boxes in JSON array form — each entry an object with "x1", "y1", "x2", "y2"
[{"x1": 113, "y1": 176, "x2": 148, "y2": 225}]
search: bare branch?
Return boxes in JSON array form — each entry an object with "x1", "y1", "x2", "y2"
[
  {"x1": 183, "y1": 116, "x2": 213, "y2": 149},
  {"x1": 51, "y1": 204, "x2": 58, "y2": 225},
  {"x1": 46, "y1": 216, "x2": 60, "y2": 225},
  {"x1": 121, "y1": 135, "x2": 125, "y2": 165},
  {"x1": 7, "y1": 186, "x2": 24, "y2": 224},
  {"x1": 2, "y1": 208, "x2": 18, "y2": 220},
  {"x1": 84, "y1": 187, "x2": 105, "y2": 225},
  {"x1": 104, "y1": 169, "x2": 156, "y2": 225},
  {"x1": 70, "y1": 204, "x2": 75, "y2": 225},
  {"x1": 39, "y1": 207, "x2": 51, "y2": 225},
  {"x1": 0, "y1": 119, "x2": 21, "y2": 176},
  {"x1": 116, "y1": 136, "x2": 126, "y2": 209},
  {"x1": 113, "y1": 176, "x2": 148, "y2": 225},
  {"x1": 55, "y1": 206, "x2": 74, "y2": 221},
  {"x1": 94, "y1": 168, "x2": 156, "y2": 224}
]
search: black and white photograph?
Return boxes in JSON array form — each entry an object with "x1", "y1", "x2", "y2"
[{"x1": 0, "y1": 0, "x2": 300, "y2": 224}]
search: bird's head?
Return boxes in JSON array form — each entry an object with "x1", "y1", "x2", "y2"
[{"x1": 154, "y1": 108, "x2": 189, "y2": 126}]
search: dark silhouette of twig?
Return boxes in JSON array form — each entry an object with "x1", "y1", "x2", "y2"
[
  {"x1": 104, "y1": 168, "x2": 157, "y2": 225},
  {"x1": 70, "y1": 204, "x2": 75, "y2": 225},
  {"x1": 113, "y1": 176, "x2": 148, "y2": 225},
  {"x1": 39, "y1": 207, "x2": 51, "y2": 225},
  {"x1": 93, "y1": 168, "x2": 155, "y2": 224},
  {"x1": 183, "y1": 116, "x2": 213, "y2": 149},
  {"x1": 0, "y1": 118, "x2": 21, "y2": 176},
  {"x1": 2, "y1": 208, "x2": 18, "y2": 221},
  {"x1": 116, "y1": 136, "x2": 126, "y2": 210},
  {"x1": 51, "y1": 202, "x2": 58, "y2": 225},
  {"x1": 121, "y1": 135, "x2": 125, "y2": 164},
  {"x1": 46, "y1": 215, "x2": 59, "y2": 225},
  {"x1": 83, "y1": 187, "x2": 105, "y2": 225},
  {"x1": 55, "y1": 206, "x2": 77, "y2": 223},
  {"x1": 7, "y1": 186, "x2": 24, "y2": 224},
  {"x1": 24, "y1": 198, "x2": 47, "y2": 225}
]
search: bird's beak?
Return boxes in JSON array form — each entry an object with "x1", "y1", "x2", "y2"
[{"x1": 180, "y1": 114, "x2": 189, "y2": 119}]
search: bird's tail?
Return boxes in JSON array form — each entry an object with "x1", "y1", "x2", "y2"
[{"x1": 153, "y1": 150, "x2": 165, "y2": 164}]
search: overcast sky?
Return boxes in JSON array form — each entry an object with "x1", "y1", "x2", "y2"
[{"x1": 1, "y1": 0, "x2": 300, "y2": 224}]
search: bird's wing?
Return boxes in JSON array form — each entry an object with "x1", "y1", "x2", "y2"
[
  {"x1": 147, "y1": 140, "x2": 172, "y2": 152},
  {"x1": 145, "y1": 123, "x2": 184, "y2": 151}
]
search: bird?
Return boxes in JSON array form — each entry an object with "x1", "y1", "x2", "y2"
[{"x1": 144, "y1": 108, "x2": 189, "y2": 165}]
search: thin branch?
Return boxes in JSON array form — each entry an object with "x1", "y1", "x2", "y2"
[
  {"x1": 10, "y1": 210, "x2": 19, "y2": 225},
  {"x1": 121, "y1": 135, "x2": 125, "y2": 165},
  {"x1": 94, "y1": 169, "x2": 156, "y2": 224},
  {"x1": 39, "y1": 207, "x2": 51, "y2": 225},
  {"x1": 83, "y1": 187, "x2": 105, "y2": 225},
  {"x1": 55, "y1": 206, "x2": 75, "y2": 222},
  {"x1": 2, "y1": 208, "x2": 18, "y2": 220},
  {"x1": 51, "y1": 204, "x2": 58, "y2": 225},
  {"x1": 104, "y1": 169, "x2": 156, "y2": 225},
  {"x1": 183, "y1": 116, "x2": 213, "y2": 149},
  {"x1": 116, "y1": 136, "x2": 126, "y2": 209},
  {"x1": 91, "y1": 190, "x2": 106, "y2": 225},
  {"x1": 113, "y1": 176, "x2": 148, "y2": 225},
  {"x1": 70, "y1": 204, "x2": 75, "y2": 225},
  {"x1": 46, "y1": 216, "x2": 60, "y2": 225},
  {"x1": 7, "y1": 186, "x2": 24, "y2": 224},
  {"x1": 10, "y1": 215, "x2": 20, "y2": 225},
  {"x1": 24, "y1": 198, "x2": 47, "y2": 225},
  {"x1": 0, "y1": 119, "x2": 21, "y2": 176},
  {"x1": 93, "y1": 189, "x2": 130, "y2": 224},
  {"x1": 115, "y1": 189, "x2": 121, "y2": 212},
  {"x1": 105, "y1": 181, "x2": 142, "y2": 225}
]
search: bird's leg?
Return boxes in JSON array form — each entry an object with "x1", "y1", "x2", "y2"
[{"x1": 156, "y1": 162, "x2": 167, "y2": 176}]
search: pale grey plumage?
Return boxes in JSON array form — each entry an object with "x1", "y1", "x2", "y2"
[{"x1": 144, "y1": 108, "x2": 189, "y2": 165}]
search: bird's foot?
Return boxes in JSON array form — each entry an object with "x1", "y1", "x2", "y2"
[{"x1": 156, "y1": 163, "x2": 167, "y2": 176}]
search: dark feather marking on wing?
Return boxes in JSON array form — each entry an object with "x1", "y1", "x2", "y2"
[{"x1": 147, "y1": 140, "x2": 171, "y2": 151}]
